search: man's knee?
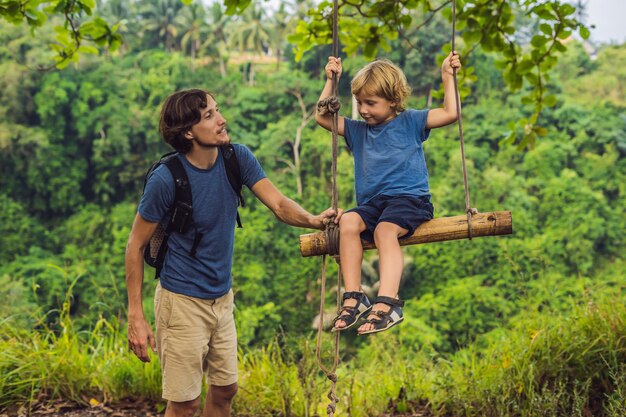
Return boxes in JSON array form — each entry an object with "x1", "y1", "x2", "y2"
[
  {"x1": 210, "y1": 383, "x2": 238, "y2": 404},
  {"x1": 166, "y1": 397, "x2": 201, "y2": 417}
]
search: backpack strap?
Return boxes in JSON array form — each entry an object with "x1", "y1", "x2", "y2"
[
  {"x1": 220, "y1": 144, "x2": 245, "y2": 228},
  {"x1": 162, "y1": 154, "x2": 205, "y2": 260},
  {"x1": 162, "y1": 154, "x2": 193, "y2": 234}
]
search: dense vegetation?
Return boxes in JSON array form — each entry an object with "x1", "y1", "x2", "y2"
[{"x1": 0, "y1": 1, "x2": 624, "y2": 416}]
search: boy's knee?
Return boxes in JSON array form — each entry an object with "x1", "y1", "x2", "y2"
[
  {"x1": 339, "y1": 213, "x2": 364, "y2": 235},
  {"x1": 373, "y1": 222, "x2": 403, "y2": 241},
  {"x1": 210, "y1": 383, "x2": 238, "y2": 404}
]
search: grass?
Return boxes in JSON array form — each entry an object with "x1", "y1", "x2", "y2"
[{"x1": 1, "y1": 289, "x2": 625, "y2": 416}]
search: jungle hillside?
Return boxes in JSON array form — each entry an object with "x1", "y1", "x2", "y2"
[{"x1": 0, "y1": 0, "x2": 625, "y2": 416}]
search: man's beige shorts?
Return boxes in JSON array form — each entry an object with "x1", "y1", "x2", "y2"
[{"x1": 154, "y1": 283, "x2": 238, "y2": 402}]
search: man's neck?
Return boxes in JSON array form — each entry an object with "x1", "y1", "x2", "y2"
[{"x1": 184, "y1": 145, "x2": 219, "y2": 170}]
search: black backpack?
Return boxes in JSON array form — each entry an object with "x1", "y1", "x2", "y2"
[{"x1": 143, "y1": 144, "x2": 245, "y2": 278}]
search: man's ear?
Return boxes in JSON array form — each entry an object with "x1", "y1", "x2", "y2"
[{"x1": 184, "y1": 131, "x2": 194, "y2": 139}]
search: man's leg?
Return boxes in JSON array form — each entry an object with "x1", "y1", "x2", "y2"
[
  {"x1": 205, "y1": 290, "x2": 238, "y2": 416},
  {"x1": 334, "y1": 212, "x2": 368, "y2": 329},
  {"x1": 165, "y1": 398, "x2": 200, "y2": 417},
  {"x1": 202, "y1": 383, "x2": 238, "y2": 417}
]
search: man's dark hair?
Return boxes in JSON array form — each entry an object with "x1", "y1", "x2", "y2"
[{"x1": 159, "y1": 89, "x2": 214, "y2": 153}]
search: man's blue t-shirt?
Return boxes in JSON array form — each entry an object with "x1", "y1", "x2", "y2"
[
  {"x1": 138, "y1": 144, "x2": 266, "y2": 299},
  {"x1": 344, "y1": 109, "x2": 431, "y2": 205}
]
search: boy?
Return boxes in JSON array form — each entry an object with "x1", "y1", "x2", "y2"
[
  {"x1": 126, "y1": 89, "x2": 339, "y2": 417},
  {"x1": 315, "y1": 53, "x2": 461, "y2": 335}
]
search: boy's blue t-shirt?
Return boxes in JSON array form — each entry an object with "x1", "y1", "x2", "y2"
[
  {"x1": 138, "y1": 144, "x2": 266, "y2": 299},
  {"x1": 344, "y1": 109, "x2": 431, "y2": 205}
]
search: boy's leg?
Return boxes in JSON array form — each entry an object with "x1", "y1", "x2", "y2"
[
  {"x1": 357, "y1": 221, "x2": 406, "y2": 334},
  {"x1": 334, "y1": 211, "x2": 368, "y2": 329}
]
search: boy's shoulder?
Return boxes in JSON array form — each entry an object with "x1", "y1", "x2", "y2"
[{"x1": 401, "y1": 108, "x2": 429, "y2": 122}]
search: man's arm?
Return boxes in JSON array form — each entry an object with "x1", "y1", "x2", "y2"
[
  {"x1": 427, "y1": 52, "x2": 462, "y2": 129},
  {"x1": 251, "y1": 178, "x2": 339, "y2": 230},
  {"x1": 125, "y1": 213, "x2": 158, "y2": 362},
  {"x1": 315, "y1": 56, "x2": 346, "y2": 136}
]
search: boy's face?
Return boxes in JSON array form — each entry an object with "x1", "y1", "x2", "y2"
[
  {"x1": 354, "y1": 92, "x2": 397, "y2": 125},
  {"x1": 186, "y1": 95, "x2": 230, "y2": 147}
]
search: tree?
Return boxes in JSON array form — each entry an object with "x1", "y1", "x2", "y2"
[
  {"x1": 176, "y1": 2, "x2": 209, "y2": 61},
  {"x1": 0, "y1": 0, "x2": 122, "y2": 68},
  {"x1": 200, "y1": 2, "x2": 232, "y2": 77},
  {"x1": 229, "y1": 0, "x2": 588, "y2": 150},
  {"x1": 137, "y1": 0, "x2": 185, "y2": 52},
  {"x1": 228, "y1": 5, "x2": 270, "y2": 85}
]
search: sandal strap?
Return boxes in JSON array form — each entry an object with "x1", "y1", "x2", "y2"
[
  {"x1": 362, "y1": 307, "x2": 401, "y2": 326},
  {"x1": 373, "y1": 296, "x2": 404, "y2": 307},
  {"x1": 343, "y1": 291, "x2": 365, "y2": 301},
  {"x1": 362, "y1": 310, "x2": 385, "y2": 324},
  {"x1": 333, "y1": 306, "x2": 361, "y2": 325}
]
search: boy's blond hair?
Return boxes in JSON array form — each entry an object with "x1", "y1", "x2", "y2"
[{"x1": 351, "y1": 59, "x2": 412, "y2": 112}]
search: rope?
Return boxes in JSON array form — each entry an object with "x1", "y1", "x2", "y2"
[
  {"x1": 315, "y1": 1, "x2": 342, "y2": 416},
  {"x1": 315, "y1": 255, "x2": 341, "y2": 417},
  {"x1": 451, "y1": 0, "x2": 478, "y2": 239},
  {"x1": 313, "y1": 3, "x2": 478, "y2": 416}
]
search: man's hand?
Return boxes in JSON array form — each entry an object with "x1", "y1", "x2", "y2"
[
  {"x1": 127, "y1": 315, "x2": 156, "y2": 362},
  {"x1": 312, "y1": 207, "x2": 344, "y2": 230}
]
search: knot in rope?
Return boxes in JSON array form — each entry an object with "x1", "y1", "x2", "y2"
[
  {"x1": 317, "y1": 96, "x2": 341, "y2": 116},
  {"x1": 324, "y1": 221, "x2": 340, "y2": 257},
  {"x1": 326, "y1": 380, "x2": 339, "y2": 416},
  {"x1": 465, "y1": 208, "x2": 478, "y2": 239}
]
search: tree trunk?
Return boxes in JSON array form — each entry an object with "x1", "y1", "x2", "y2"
[
  {"x1": 299, "y1": 211, "x2": 513, "y2": 257},
  {"x1": 248, "y1": 62, "x2": 255, "y2": 86},
  {"x1": 219, "y1": 58, "x2": 226, "y2": 78}
]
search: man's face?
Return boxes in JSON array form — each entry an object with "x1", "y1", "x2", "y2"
[
  {"x1": 187, "y1": 95, "x2": 230, "y2": 147},
  {"x1": 354, "y1": 92, "x2": 397, "y2": 125}
]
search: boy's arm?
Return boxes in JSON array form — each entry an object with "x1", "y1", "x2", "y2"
[
  {"x1": 125, "y1": 213, "x2": 158, "y2": 362},
  {"x1": 251, "y1": 178, "x2": 341, "y2": 229},
  {"x1": 315, "y1": 56, "x2": 346, "y2": 136},
  {"x1": 427, "y1": 52, "x2": 462, "y2": 129}
]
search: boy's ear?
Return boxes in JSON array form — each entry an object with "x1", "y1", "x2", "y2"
[{"x1": 184, "y1": 131, "x2": 194, "y2": 139}]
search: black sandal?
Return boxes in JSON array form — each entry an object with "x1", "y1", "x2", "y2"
[
  {"x1": 331, "y1": 291, "x2": 372, "y2": 332},
  {"x1": 357, "y1": 296, "x2": 405, "y2": 335}
]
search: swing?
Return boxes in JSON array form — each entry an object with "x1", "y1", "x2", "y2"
[
  {"x1": 299, "y1": 1, "x2": 513, "y2": 259},
  {"x1": 308, "y1": 1, "x2": 513, "y2": 415}
]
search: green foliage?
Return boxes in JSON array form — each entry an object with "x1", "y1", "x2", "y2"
[
  {"x1": 0, "y1": 195, "x2": 48, "y2": 263},
  {"x1": 286, "y1": 0, "x2": 588, "y2": 149},
  {"x1": 0, "y1": 290, "x2": 162, "y2": 411},
  {"x1": 0, "y1": 0, "x2": 121, "y2": 68},
  {"x1": 0, "y1": 3, "x2": 624, "y2": 413}
]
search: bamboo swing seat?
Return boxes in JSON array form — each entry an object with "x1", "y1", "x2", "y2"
[{"x1": 299, "y1": 210, "x2": 512, "y2": 257}]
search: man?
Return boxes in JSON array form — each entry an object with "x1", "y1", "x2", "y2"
[{"x1": 125, "y1": 89, "x2": 338, "y2": 417}]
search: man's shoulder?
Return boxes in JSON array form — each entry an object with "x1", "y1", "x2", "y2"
[
  {"x1": 230, "y1": 143, "x2": 258, "y2": 163},
  {"x1": 147, "y1": 161, "x2": 175, "y2": 187}
]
